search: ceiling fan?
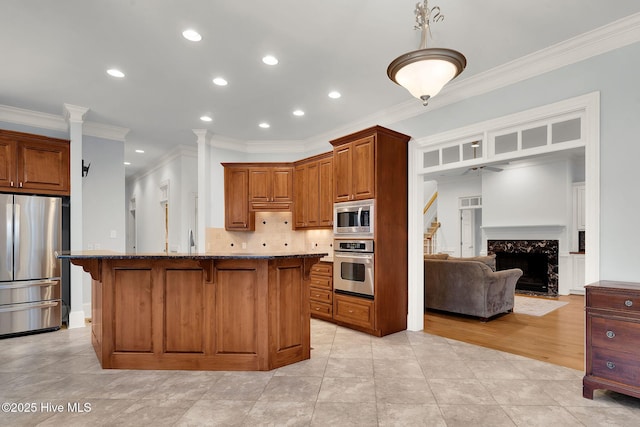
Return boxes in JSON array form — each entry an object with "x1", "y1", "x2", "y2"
[
  {"x1": 461, "y1": 141, "x2": 504, "y2": 174},
  {"x1": 462, "y1": 165, "x2": 503, "y2": 174}
]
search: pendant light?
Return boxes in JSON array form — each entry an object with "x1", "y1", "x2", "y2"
[{"x1": 387, "y1": 1, "x2": 466, "y2": 106}]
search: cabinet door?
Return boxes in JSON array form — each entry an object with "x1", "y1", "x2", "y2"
[
  {"x1": 306, "y1": 162, "x2": 320, "y2": 227},
  {"x1": 17, "y1": 139, "x2": 70, "y2": 195},
  {"x1": 333, "y1": 144, "x2": 352, "y2": 202},
  {"x1": 293, "y1": 164, "x2": 307, "y2": 228},
  {"x1": 271, "y1": 167, "x2": 293, "y2": 202},
  {"x1": 0, "y1": 138, "x2": 16, "y2": 190},
  {"x1": 224, "y1": 167, "x2": 254, "y2": 230},
  {"x1": 249, "y1": 168, "x2": 271, "y2": 202},
  {"x1": 351, "y1": 136, "x2": 375, "y2": 200},
  {"x1": 318, "y1": 157, "x2": 333, "y2": 226}
]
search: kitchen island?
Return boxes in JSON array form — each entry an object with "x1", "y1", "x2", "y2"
[{"x1": 58, "y1": 251, "x2": 327, "y2": 371}]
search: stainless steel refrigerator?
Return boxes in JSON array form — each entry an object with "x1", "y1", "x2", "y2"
[{"x1": 1, "y1": 194, "x2": 62, "y2": 337}]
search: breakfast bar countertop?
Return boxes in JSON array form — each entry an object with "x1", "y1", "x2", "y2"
[{"x1": 56, "y1": 250, "x2": 329, "y2": 260}]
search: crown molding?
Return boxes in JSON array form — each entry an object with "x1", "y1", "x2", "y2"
[
  {"x1": 84, "y1": 121, "x2": 130, "y2": 142},
  {"x1": 129, "y1": 144, "x2": 197, "y2": 182},
  {"x1": 0, "y1": 104, "x2": 67, "y2": 132},
  {"x1": 0, "y1": 104, "x2": 129, "y2": 142}
]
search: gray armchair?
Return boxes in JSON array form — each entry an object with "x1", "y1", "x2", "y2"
[{"x1": 424, "y1": 257, "x2": 523, "y2": 320}]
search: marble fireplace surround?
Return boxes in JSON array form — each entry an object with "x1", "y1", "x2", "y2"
[{"x1": 487, "y1": 239, "x2": 560, "y2": 296}]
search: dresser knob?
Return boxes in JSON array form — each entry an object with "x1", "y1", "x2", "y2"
[
  {"x1": 606, "y1": 361, "x2": 616, "y2": 370},
  {"x1": 606, "y1": 330, "x2": 616, "y2": 339},
  {"x1": 625, "y1": 300, "x2": 633, "y2": 307}
]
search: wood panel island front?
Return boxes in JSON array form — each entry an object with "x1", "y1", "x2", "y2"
[{"x1": 58, "y1": 252, "x2": 327, "y2": 371}]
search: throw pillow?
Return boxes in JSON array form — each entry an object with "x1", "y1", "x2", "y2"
[{"x1": 449, "y1": 254, "x2": 497, "y2": 271}]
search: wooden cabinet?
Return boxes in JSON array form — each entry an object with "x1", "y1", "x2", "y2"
[
  {"x1": 332, "y1": 135, "x2": 374, "y2": 202},
  {"x1": 293, "y1": 152, "x2": 333, "y2": 229},
  {"x1": 223, "y1": 166, "x2": 254, "y2": 231},
  {"x1": 333, "y1": 293, "x2": 374, "y2": 330},
  {"x1": 309, "y1": 262, "x2": 333, "y2": 320},
  {"x1": 249, "y1": 166, "x2": 293, "y2": 211},
  {"x1": 584, "y1": 281, "x2": 640, "y2": 400},
  {"x1": 0, "y1": 129, "x2": 70, "y2": 195},
  {"x1": 330, "y1": 126, "x2": 411, "y2": 337}
]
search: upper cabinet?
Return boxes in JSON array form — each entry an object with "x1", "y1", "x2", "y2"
[
  {"x1": 248, "y1": 166, "x2": 293, "y2": 211},
  {"x1": 223, "y1": 165, "x2": 255, "y2": 231},
  {"x1": 0, "y1": 129, "x2": 70, "y2": 196},
  {"x1": 293, "y1": 152, "x2": 333, "y2": 229},
  {"x1": 332, "y1": 134, "x2": 375, "y2": 202}
]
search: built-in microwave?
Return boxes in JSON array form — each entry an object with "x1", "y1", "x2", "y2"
[{"x1": 333, "y1": 199, "x2": 374, "y2": 238}]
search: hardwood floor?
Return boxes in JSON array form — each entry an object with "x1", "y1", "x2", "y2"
[{"x1": 424, "y1": 294, "x2": 585, "y2": 371}]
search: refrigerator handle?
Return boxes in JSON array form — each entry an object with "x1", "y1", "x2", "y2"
[
  {"x1": 4, "y1": 203, "x2": 12, "y2": 276},
  {"x1": 13, "y1": 202, "x2": 20, "y2": 271}
]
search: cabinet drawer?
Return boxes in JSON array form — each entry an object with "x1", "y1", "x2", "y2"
[
  {"x1": 590, "y1": 316, "x2": 640, "y2": 353},
  {"x1": 309, "y1": 287, "x2": 332, "y2": 304},
  {"x1": 591, "y1": 347, "x2": 640, "y2": 385},
  {"x1": 310, "y1": 301, "x2": 332, "y2": 320},
  {"x1": 310, "y1": 276, "x2": 331, "y2": 289},
  {"x1": 589, "y1": 290, "x2": 640, "y2": 314},
  {"x1": 311, "y1": 262, "x2": 333, "y2": 276},
  {"x1": 333, "y1": 294, "x2": 374, "y2": 329}
]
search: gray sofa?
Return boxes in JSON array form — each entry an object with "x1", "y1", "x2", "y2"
[{"x1": 424, "y1": 254, "x2": 523, "y2": 320}]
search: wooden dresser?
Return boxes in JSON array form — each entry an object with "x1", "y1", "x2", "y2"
[{"x1": 584, "y1": 281, "x2": 640, "y2": 399}]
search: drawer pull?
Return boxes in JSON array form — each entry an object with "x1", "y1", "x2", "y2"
[
  {"x1": 315, "y1": 308, "x2": 320, "y2": 311},
  {"x1": 606, "y1": 361, "x2": 616, "y2": 370},
  {"x1": 625, "y1": 300, "x2": 633, "y2": 307},
  {"x1": 606, "y1": 330, "x2": 616, "y2": 339},
  {"x1": 348, "y1": 310, "x2": 354, "y2": 313}
]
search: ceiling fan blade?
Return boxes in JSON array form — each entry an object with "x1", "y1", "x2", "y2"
[{"x1": 484, "y1": 166, "x2": 503, "y2": 172}]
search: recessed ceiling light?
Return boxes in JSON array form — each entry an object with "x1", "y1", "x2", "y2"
[
  {"x1": 124, "y1": 162, "x2": 131, "y2": 166},
  {"x1": 135, "y1": 149, "x2": 144, "y2": 153},
  {"x1": 259, "y1": 122, "x2": 270, "y2": 129},
  {"x1": 212, "y1": 77, "x2": 228, "y2": 86},
  {"x1": 182, "y1": 29, "x2": 202, "y2": 42},
  {"x1": 262, "y1": 55, "x2": 278, "y2": 65},
  {"x1": 328, "y1": 91, "x2": 341, "y2": 99},
  {"x1": 200, "y1": 115, "x2": 213, "y2": 122},
  {"x1": 292, "y1": 110, "x2": 305, "y2": 117},
  {"x1": 107, "y1": 69, "x2": 125, "y2": 78}
]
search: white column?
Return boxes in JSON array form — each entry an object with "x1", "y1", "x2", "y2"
[
  {"x1": 407, "y1": 139, "x2": 424, "y2": 331},
  {"x1": 193, "y1": 129, "x2": 212, "y2": 253},
  {"x1": 64, "y1": 103, "x2": 89, "y2": 329}
]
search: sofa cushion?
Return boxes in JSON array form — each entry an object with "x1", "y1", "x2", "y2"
[{"x1": 449, "y1": 254, "x2": 496, "y2": 271}]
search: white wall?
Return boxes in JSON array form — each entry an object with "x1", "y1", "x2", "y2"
[
  {"x1": 126, "y1": 147, "x2": 197, "y2": 253},
  {"x1": 482, "y1": 159, "x2": 571, "y2": 229}
]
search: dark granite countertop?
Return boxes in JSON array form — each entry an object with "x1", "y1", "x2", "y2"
[{"x1": 56, "y1": 251, "x2": 329, "y2": 260}]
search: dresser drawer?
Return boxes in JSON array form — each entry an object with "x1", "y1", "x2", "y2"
[
  {"x1": 333, "y1": 294, "x2": 374, "y2": 329},
  {"x1": 591, "y1": 347, "x2": 640, "y2": 385},
  {"x1": 310, "y1": 301, "x2": 332, "y2": 320},
  {"x1": 588, "y1": 290, "x2": 640, "y2": 314},
  {"x1": 590, "y1": 316, "x2": 640, "y2": 353},
  {"x1": 311, "y1": 262, "x2": 333, "y2": 277},
  {"x1": 309, "y1": 287, "x2": 332, "y2": 304}
]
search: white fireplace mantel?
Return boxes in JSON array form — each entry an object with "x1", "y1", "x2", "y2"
[{"x1": 482, "y1": 224, "x2": 566, "y2": 235}]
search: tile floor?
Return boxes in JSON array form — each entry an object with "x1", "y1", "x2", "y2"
[{"x1": 1, "y1": 319, "x2": 639, "y2": 426}]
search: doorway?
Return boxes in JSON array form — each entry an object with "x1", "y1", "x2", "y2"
[{"x1": 460, "y1": 206, "x2": 482, "y2": 257}]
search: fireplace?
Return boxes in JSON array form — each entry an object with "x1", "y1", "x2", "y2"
[{"x1": 488, "y1": 239, "x2": 559, "y2": 296}]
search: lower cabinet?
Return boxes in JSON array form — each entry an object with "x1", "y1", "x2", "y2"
[
  {"x1": 584, "y1": 281, "x2": 640, "y2": 400},
  {"x1": 309, "y1": 262, "x2": 333, "y2": 321},
  {"x1": 333, "y1": 293, "x2": 374, "y2": 330}
]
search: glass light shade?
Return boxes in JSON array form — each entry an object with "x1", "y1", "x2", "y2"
[{"x1": 388, "y1": 48, "x2": 466, "y2": 104}]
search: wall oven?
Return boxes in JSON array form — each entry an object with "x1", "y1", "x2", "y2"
[
  {"x1": 333, "y1": 199, "x2": 374, "y2": 238},
  {"x1": 333, "y1": 239, "x2": 374, "y2": 298}
]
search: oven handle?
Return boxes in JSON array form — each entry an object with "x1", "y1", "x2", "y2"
[{"x1": 334, "y1": 252, "x2": 374, "y2": 260}]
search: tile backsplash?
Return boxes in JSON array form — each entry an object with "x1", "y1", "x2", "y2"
[{"x1": 206, "y1": 212, "x2": 334, "y2": 258}]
